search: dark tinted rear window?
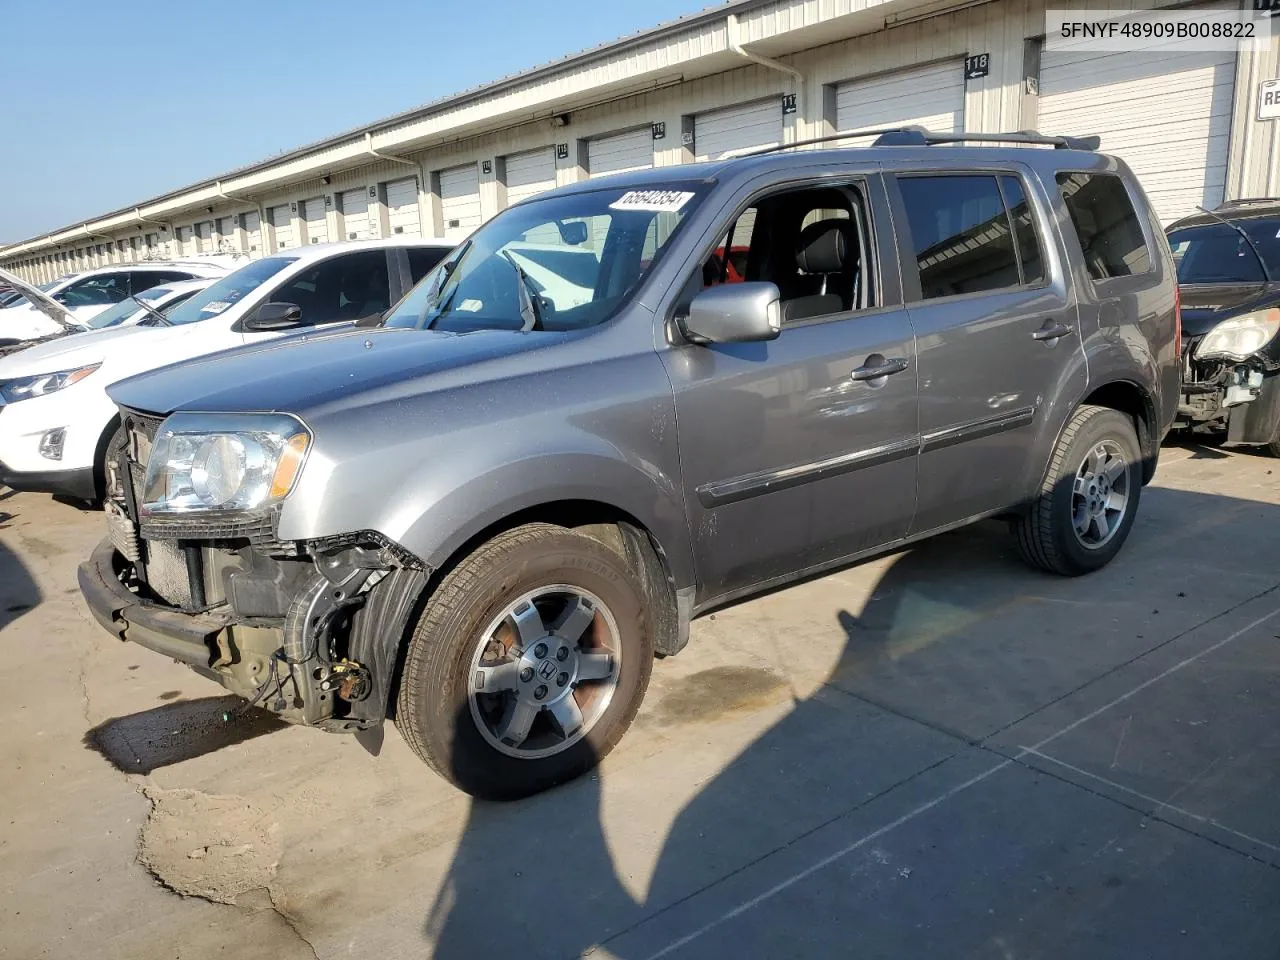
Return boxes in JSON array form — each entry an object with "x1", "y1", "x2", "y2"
[
  {"x1": 898, "y1": 175, "x2": 1022, "y2": 299},
  {"x1": 408, "y1": 246, "x2": 450, "y2": 284},
  {"x1": 1057, "y1": 173, "x2": 1151, "y2": 280}
]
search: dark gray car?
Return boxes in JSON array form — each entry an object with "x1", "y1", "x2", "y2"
[{"x1": 78, "y1": 129, "x2": 1180, "y2": 799}]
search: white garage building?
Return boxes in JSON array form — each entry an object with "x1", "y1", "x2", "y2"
[{"x1": 3, "y1": 0, "x2": 1277, "y2": 280}]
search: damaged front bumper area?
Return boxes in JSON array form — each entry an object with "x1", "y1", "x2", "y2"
[
  {"x1": 1174, "y1": 346, "x2": 1280, "y2": 444},
  {"x1": 79, "y1": 534, "x2": 427, "y2": 731},
  {"x1": 77, "y1": 407, "x2": 430, "y2": 732}
]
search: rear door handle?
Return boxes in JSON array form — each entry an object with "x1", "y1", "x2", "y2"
[
  {"x1": 1032, "y1": 322, "x2": 1073, "y2": 342},
  {"x1": 850, "y1": 356, "x2": 910, "y2": 382}
]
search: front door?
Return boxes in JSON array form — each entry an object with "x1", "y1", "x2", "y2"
[
  {"x1": 891, "y1": 171, "x2": 1086, "y2": 533},
  {"x1": 661, "y1": 174, "x2": 919, "y2": 603}
]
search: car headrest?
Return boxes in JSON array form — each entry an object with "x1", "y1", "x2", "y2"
[{"x1": 796, "y1": 220, "x2": 853, "y2": 275}]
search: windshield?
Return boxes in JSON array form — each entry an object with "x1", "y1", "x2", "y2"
[
  {"x1": 165, "y1": 257, "x2": 297, "y2": 326},
  {"x1": 82, "y1": 286, "x2": 173, "y2": 330},
  {"x1": 1168, "y1": 219, "x2": 1280, "y2": 283},
  {"x1": 384, "y1": 184, "x2": 708, "y2": 333}
]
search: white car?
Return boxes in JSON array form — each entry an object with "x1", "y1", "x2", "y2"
[
  {"x1": 0, "y1": 261, "x2": 232, "y2": 344},
  {"x1": 0, "y1": 238, "x2": 453, "y2": 500},
  {"x1": 78, "y1": 278, "x2": 215, "y2": 331}
]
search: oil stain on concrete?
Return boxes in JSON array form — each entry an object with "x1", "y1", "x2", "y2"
[{"x1": 645, "y1": 665, "x2": 789, "y2": 726}]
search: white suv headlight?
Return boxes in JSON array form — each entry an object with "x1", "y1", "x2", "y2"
[
  {"x1": 141, "y1": 413, "x2": 310, "y2": 515},
  {"x1": 0, "y1": 363, "x2": 100, "y2": 403},
  {"x1": 1194, "y1": 309, "x2": 1280, "y2": 361}
]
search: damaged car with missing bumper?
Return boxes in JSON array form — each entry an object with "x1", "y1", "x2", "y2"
[
  {"x1": 79, "y1": 130, "x2": 1180, "y2": 800},
  {"x1": 1167, "y1": 199, "x2": 1280, "y2": 453}
]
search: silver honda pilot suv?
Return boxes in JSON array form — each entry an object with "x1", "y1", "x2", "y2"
[{"x1": 79, "y1": 129, "x2": 1180, "y2": 799}]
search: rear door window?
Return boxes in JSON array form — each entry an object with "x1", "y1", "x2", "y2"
[
  {"x1": 54, "y1": 273, "x2": 131, "y2": 307},
  {"x1": 1056, "y1": 172, "x2": 1152, "y2": 280},
  {"x1": 408, "y1": 246, "x2": 450, "y2": 284},
  {"x1": 897, "y1": 175, "x2": 1025, "y2": 300},
  {"x1": 1000, "y1": 176, "x2": 1045, "y2": 286}
]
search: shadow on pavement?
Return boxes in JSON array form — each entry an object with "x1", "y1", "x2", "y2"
[
  {"x1": 84, "y1": 695, "x2": 286, "y2": 775},
  {"x1": 424, "y1": 485, "x2": 1280, "y2": 958},
  {"x1": 0, "y1": 536, "x2": 41, "y2": 632}
]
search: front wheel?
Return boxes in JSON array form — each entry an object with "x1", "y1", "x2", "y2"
[
  {"x1": 395, "y1": 523, "x2": 654, "y2": 800},
  {"x1": 1013, "y1": 405, "x2": 1142, "y2": 576}
]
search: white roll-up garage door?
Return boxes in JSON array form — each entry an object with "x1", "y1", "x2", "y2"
[
  {"x1": 385, "y1": 177, "x2": 422, "y2": 237},
  {"x1": 176, "y1": 226, "x2": 194, "y2": 257},
  {"x1": 836, "y1": 60, "x2": 965, "y2": 135},
  {"x1": 303, "y1": 197, "x2": 329, "y2": 244},
  {"x1": 270, "y1": 205, "x2": 295, "y2": 249},
  {"x1": 504, "y1": 148, "x2": 556, "y2": 206},
  {"x1": 439, "y1": 164, "x2": 482, "y2": 241},
  {"x1": 340, "y1": 189, "x2": 370, "y2": 241},
  {"x1": 241, "y1": 211, "x2": 262, "y2": 255},
  {"x1": 195, "y1": 221, "x2": 213, "y2": 253},
  {"x1": 694, "y1": 99, "x2": 783, "y2": 161},
  {"x1": 1039, "y1": 43, "x2": 1235, "y2": 225},
  {"x1": 587, "y1": 128, "x2": 653, "y2": 178}
]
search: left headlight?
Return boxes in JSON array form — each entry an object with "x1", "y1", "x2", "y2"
[
  {"x1": 0, "y1": 363, "x2": 100, "y2": 403},
  {"x1": 1195, "y1": 309, "x2": 1280, "y2": 361},
  {"x1": 141, "y1": 412, "x2": 311, "y2": 515}
]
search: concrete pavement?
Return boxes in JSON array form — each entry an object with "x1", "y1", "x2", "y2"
[{"x1": 1, "y1": 443, "x2": 1278, "y2": 959}]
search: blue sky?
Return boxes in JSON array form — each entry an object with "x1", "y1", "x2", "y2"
[{"x1": 0, "y1": 0, "x2": 704, "y2": 243}]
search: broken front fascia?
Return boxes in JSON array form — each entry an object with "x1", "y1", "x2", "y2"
[
  {"x1": 86, "y1": 528, "x2": 429, "y2": 733},
  {"x1": 216, "y1": 540, "x2": 431, "y2": 733}
]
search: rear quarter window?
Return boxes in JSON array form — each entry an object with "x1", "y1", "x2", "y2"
[{"x1": 1056, "y1": 172, "x2": 1152, "y2": 280}]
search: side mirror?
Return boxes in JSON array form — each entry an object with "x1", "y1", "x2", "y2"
[
  {"x1": 244, "y1": 301, "x2": 304, "y2": 331},
  {"x1": 680, "y1": 282, "x2": 781, "y2": 344}
]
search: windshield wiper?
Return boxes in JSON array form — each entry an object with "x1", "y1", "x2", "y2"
[
  {"x1": 131, "y1": 296, "x2": 173, "y2": 327},
  {"x1": 415, "y1": 243, "x2": 469, "y2": 329},
  {"x1": 1194, "y1": 206, "x2": 1273, "y2": 283},
  {"x1": 501, "y1": 250, "x2": 543, "y2": 332}
]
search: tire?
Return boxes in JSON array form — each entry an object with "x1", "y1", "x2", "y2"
[
  {"x1": 1013, "y1": 405, "x2": 1143, "y2": 576},
  {"x1": 91, "y1": 418, "x2": 125, "y2": 506},
  {"x1": 395, "y1": 522, "x2": 654, "y2": 800}
]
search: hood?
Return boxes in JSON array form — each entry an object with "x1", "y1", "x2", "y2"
[
  {"x1": 1178, "y1": 282, "x2": 1280, "y2": 338},
  {"x1": 0, "y1": 322, "x2": 171, "y2": 378},
  {"x1": 108, "y1": 324, "x2": 564, "y2": 416},
  {"x1": 0, "y1": 266, "x2": 76, "y2": 331}
]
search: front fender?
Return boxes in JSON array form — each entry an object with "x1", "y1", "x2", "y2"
[{"x1": 402, "y1": 449, "x2": 694, "y2": 587}]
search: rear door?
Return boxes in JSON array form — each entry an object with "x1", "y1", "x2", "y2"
[{"x1": 890, "y1": 169, "x2": 1084, "y2": 533}]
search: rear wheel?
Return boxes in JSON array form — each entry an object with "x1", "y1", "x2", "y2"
[
  {"x1": 395, "y1": 523, "x2": 654, "y2": 800},
  {"x1": 1013, "y1": 405, "x2": 1142, "y2": 576}
]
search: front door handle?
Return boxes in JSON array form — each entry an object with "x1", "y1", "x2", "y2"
[
  {"x1": 1032, "y1": 321, "x2": 1074, "y2": 342},
  {"x1": 850, "y1": 356, "x2": 909, "y2": 382}
]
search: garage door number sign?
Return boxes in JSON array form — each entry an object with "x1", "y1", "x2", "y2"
[{"x1": 965, "y1": 53, "x2": 990, "y2": 80}]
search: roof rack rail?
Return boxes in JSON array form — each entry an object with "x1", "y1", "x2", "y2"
[
  {"x1": 1216, "y1": 197, "x2": 1280, "y2": 208},
  {"x1": 724, "y1": 126, "x2": 1101, "y2": 159}
]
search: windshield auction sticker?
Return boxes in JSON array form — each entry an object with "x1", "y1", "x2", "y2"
[
  {"x1": 610, "y1": 190, "x2": 695, "y2": 213},
  {"x1": 1046, "y1": 8, "x2": 1273, "y2": 51}
]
